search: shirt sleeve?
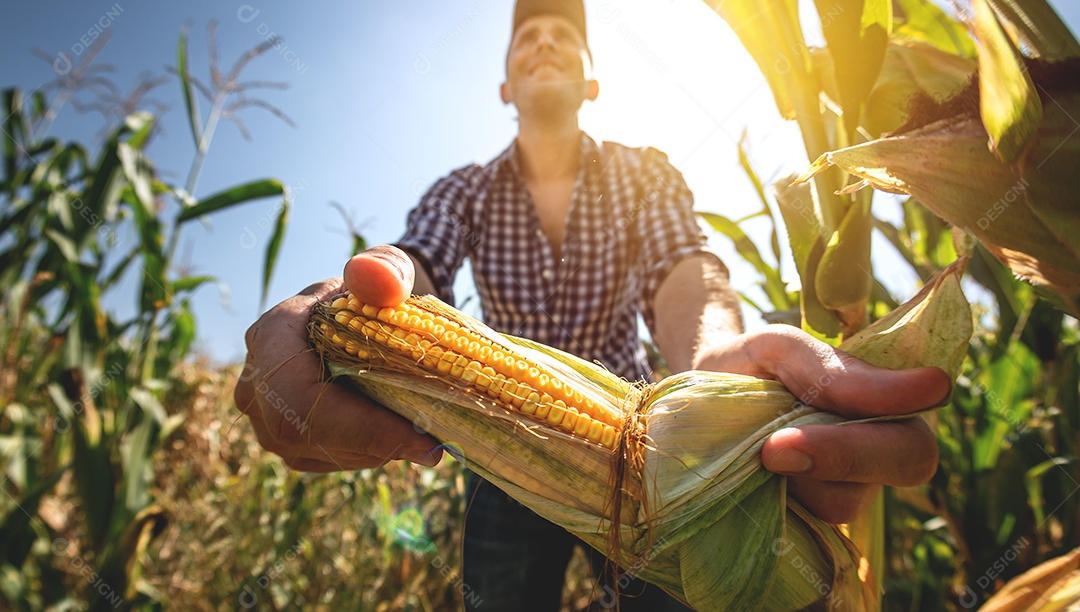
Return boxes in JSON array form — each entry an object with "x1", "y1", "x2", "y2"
[
  {"x1": 635, "y1": 147, "x2": 726, "y2": 333},
  {"x1": 393, "y1": 172, "x2": 473, "y2": 306}
]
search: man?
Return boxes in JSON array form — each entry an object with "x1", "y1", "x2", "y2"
[{"x1": 236, "y1": 0, "x2": 947, "y2": 609}]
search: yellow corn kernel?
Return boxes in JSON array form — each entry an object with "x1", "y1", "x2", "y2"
[
  {"x1": 488, "y1": 373, "x2": 506, "y2": 397},
  {"x1": 574, "y1": 413, "x2": 592, "y2": 437},
  {"x1": 450, "y1": 355, "x2": 469, "y2": 378},
  {"x1": 600, "y1": 424, "x2": 616, "y2": 449},
  {"x1": 547, "y1": 400, "x2": 566, "y2": 426},
  {"x1": 462, "y1": 361, "x2": 482, "y2": 383},
  {"x1": 423, "y1": 344, "x2": 443, "y2": 368},
  {"x1": 499, "y1": 379, "x2": 519, "y2": 405},
  {"x1": 562, "y1": 405, "x2": 579, "y2": 431},
  {"x1": 535, "y1": 394, "x2": 553, "y2": 419},
  {"x1": 521, "y1": 391, "x2": 540, "y2": 415},
  {"x1": 476, "y1": 366, "x2": 497, "y2": 390},
  {"x1": 344, "y1": 339, "x2": 362, "y2": 356},
  {"x1": 436, "y1": 350, "x2": 455, "y2": 374},
  {"x1": 510, "y1": 382, "x2": 531, "y2": 408},
  {"x1": 454, "y1": 335, "x2": 470, "y2": 354}
]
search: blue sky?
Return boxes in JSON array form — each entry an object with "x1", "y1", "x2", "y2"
[{"x1": 3, "y1": 1, "x2": 1079, "y2": 362}]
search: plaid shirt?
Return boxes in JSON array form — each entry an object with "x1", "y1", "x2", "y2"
[{"x1": 395, "y1": 132, "x2": 719, "y2": 382}]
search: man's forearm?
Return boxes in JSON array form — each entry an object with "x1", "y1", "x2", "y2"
[{"x1": 652, "y1": 254, "x2": 743, "y2": 373}]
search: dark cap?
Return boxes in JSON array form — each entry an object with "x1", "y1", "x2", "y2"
[{"x1": 512, "y1": 0, "x2": 588, "y2": 46}]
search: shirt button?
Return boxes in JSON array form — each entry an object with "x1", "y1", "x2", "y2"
[
  {"x1": 535, "y1": 229, "x2": 545, "y2": 239},
  {"x1": 541, "y1": 268, "x2": 554, "y2": 280}
]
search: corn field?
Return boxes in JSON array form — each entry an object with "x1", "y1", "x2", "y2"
[{"x1": 2, "y1": 0, "x2": 1080, "y2": 610}]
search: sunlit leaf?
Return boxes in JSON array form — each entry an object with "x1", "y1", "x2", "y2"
[
  {"x1": 893, "y1": 0, "x2": 977, "y2": 57},
  {"x1": 972, "y1": 0, "x2": 1043, "y2": 163},
  {"x1": 814, "y1": 0, "x2": 892, "y2": 139},
  {"x1": 985, "y1": 0, "x2": 1080, "y2": 58}
]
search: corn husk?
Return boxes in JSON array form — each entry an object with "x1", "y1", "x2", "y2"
[
  {"x1": 979, "y1": 547, "x2": 1080, "y2": 611},
  {"x1": 308, "y1": 262, "x2": 971, "y2": 611}
]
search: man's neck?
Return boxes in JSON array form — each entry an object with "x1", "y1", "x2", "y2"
[{"x1": 515, "y1": 116, "x2": 580, "y2": 182}]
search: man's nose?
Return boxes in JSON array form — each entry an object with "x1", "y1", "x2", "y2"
[{"x1": 534, "y1": 29, "x2": 558, "y2": 51}]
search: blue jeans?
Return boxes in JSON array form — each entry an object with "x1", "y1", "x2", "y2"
[{"x1": 462, "y1": 472, "x2": 691, "y2": 611}]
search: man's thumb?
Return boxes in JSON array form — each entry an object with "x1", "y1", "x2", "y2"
[{"x1": 344, "y1": 245, "x2": 415, "y2": 307}]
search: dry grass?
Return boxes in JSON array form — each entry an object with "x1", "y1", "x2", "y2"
[{"x1": 136, "y1": 358, "x2": 595, "y2": 610}]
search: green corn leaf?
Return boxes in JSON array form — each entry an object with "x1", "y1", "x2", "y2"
[
  {"x1": 172, "y1": 275, "x2": 215, "y2": 293},
  {"x1": 736, "y1": 131, "x2": 783, "y2": 266},
  {"x1": 80, "y1": 136, "x2": 125, "y2": 249},
  {"x1": 120, "y1": 418, "x2": 158, "y2": 514},
  {"x1": 178, "y1": 178, "x2": 285, "y2": 223},
  {"x1": 1025, "y1": 457, "x2": 1073, "y2": 527},
  {"x1": 177, "y1": 28, "x2": 202, "y2": 149},
  {"x1": 117, "y1": 142, "x2": 155, "y2": 215},
  {"x1": 44, "y1": 228, "x2": 79, "y2": 263},
  {"x1": 3, "y1": 89, "x2": 27, "y2": 183},
  {"x1": 699, "y1": 212, "x2": 791, "y2": 310},
  {"x1": 262, "y1": 198, "x2": 289, "y2": 310},
  {"x1": 0, "y1": 467, "x2": 68, "y2": 568}
]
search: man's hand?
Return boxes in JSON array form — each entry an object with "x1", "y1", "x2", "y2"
[
  {"x1": 693, "y1": 325, "x2": 948, "y2": 524},
  {"x1": 234, "y1": 246, "x2": 443, "y2": 471}
]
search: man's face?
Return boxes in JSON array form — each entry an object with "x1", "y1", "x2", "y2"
[{"x1": 501, "y1": 14, "x2": 595, "y2": 117}]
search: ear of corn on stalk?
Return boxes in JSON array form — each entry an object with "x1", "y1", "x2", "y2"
[
  {"x1": 308, "y1": 262, "x2": 971, "y2": 611},
  {"x1": 795, "y1": 59, "x2": 1080, "y2": 316}
]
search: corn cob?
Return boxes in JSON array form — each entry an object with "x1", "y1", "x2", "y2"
[
  {"x1": 313, "y1": 293, "x2": 622, "y2": 449},
  {"x1": 307, "y1": 260, "x2": 972, "y2": 611}
]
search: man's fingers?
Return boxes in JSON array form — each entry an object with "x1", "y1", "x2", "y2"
[
  {"x1": 744, "y1": 327, "x2": 951, "y2": 418},
  {"x1": 784, "y1": 479, "x2": 881, "y2": 525},
  {"x1": 762, "y1": 418, "x2": 938, "y2": 487},
  {"x1": 283, "y1": 380, "x2": 440, "y2": 459},
  {"x1": 344, "y1": 245, "x2": 415, "y2": 307}
]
